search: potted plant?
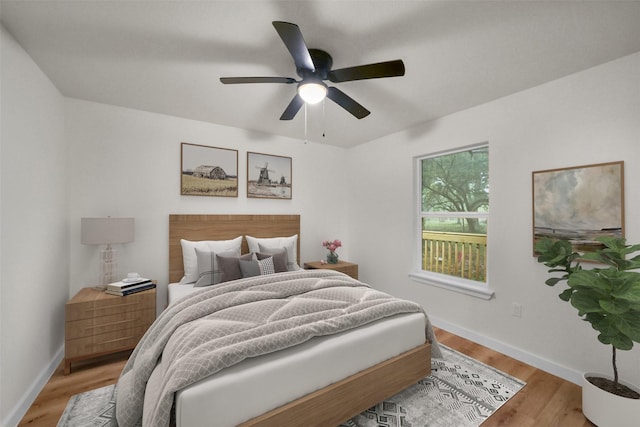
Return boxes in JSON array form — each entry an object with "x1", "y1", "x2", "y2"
[{"x1": 535, "y1": 236, "x2": 640, "y2": 427}]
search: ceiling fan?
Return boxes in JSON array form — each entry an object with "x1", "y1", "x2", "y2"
[{"x1": 220, "y1": 21, "x2": 405, "y2": 120}]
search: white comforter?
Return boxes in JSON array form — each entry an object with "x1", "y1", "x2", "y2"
[{"x1": 115, "y1": 269, "x2": 437, "y2": 427}]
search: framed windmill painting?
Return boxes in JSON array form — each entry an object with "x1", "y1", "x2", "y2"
[
  {"x1": 247, "y1": 152, "x2": 292, "y2": 199},
  {"x1": 532, "y1": 161, "x2": 624, "y2": 255}
]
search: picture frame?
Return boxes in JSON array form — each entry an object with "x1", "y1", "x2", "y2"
[
  {"x1": 181, "y1": 143, "x2": 238, "y2": 197},
  {"x1": 532, "y1": 161, "x2": 624, "y2": 255},
  {"x1": 247, "y1": 152, "x2": 292, "y2": 199}
]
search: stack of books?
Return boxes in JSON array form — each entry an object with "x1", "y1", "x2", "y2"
[{"x1": 105, "y1": 278, "x2": 155, "y2": 296}]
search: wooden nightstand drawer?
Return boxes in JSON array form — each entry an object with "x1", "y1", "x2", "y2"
[
  {"x1": 65, "y1": 290, "x2": 155, "y2": 321},
  {"x1": 65, "y1": 308, "x2": 156, "y2": 339},
  {"x1": 304, "y1": 260, "x2": 359, "y2": 280},
  {"x1": 65, "y1": 325, "x2": 151, "y2": 358}
]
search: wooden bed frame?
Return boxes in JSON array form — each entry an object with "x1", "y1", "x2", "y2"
[{"x1": 168, "y1": 214, "x2": 431, "y2": 427}]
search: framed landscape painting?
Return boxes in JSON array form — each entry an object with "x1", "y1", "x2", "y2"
[
  {"x1": 181, "y1": 143, "x2": 238, "y2": 197},
  {"x1": 247, "y1": 152, "x2": 292, "y2": 199},
  {"x1": 532, "y1": 161, "x2": 624, "y2": 255}
]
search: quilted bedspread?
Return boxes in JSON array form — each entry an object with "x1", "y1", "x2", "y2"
[{"x1": 115, "y1": 269, "x2": 439, "y2": 427}]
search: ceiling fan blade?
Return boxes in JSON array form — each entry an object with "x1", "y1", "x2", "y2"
[
  {"x1": 326, "y1": 87, "x2": 370, "y2": 119},
  {"x1": 280, "y1": 94, "x2": 304, "y2": 120},
  {"x1": 220, "y1": 77, "x2": 296, "y2": 84},
  {"x1": 328, "y1": 59, "x2": 405, "y2": 83},
  {"x1": 272, "y1": 21, "x2": 315, "y2": 72}
]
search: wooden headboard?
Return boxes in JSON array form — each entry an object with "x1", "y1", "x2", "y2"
[{"x1": 169, "y1": 214, "x2": 301, "y2": 283}]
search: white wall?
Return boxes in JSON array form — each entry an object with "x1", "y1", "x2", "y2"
[
  {"x1": 1, "y1": 26, "x2": 68, "y2": 426},
  {"x1": 65, "y1": 99, "x2": 352, "y2": 312},
  {"x1": 347, "y1": 52, "x2": 640, "y2": 386}
]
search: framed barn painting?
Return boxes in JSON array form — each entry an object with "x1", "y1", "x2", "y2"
[
  {"x1": 247, "y1": 152, "x2": 292, "y2": 199},
  {"x1": 532, "y1": 161, "x2": 624, "y2": 255},
  {"x1": 181, "y1": 143, "x2": 238, "y2": 197}
]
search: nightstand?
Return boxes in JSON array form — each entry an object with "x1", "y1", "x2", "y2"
[
  {"x1": 64, "y1": 286, "x2": 156, "y2": 374},
  {"x1": 304, "y1": 260, "x2": 359, "y2": 280}
]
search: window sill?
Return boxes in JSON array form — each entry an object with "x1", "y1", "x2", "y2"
[{"x1": 408, "y1": 271, "x2": 495, "y2": 300}]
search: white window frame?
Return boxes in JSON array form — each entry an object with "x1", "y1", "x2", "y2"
[{"x1": 409, "y1": 143, "x2": 494, "y2": 299}]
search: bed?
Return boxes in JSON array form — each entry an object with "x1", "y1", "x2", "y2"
[{"x1": 118, "y1": 214, "x2": 438, "y2": 427}]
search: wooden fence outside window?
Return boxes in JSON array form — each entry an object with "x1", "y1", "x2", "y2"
[{"x1": 422, "y1": 231, "x2": 487, "y2": 282}]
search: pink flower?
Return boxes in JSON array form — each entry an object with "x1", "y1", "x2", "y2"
[{"x1": 322, "y1": 239, "x2": 343, "y2": 253}]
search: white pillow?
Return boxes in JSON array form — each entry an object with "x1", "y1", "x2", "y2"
[
  {"x1": 180, "y1": 236, "x2": 242, "y2": 284},
  {"x1": 246, "y1": 234, "x2": 300, "y2": 271}
]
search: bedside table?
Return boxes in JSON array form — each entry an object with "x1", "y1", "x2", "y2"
[
  {"x1": 64, "y1": 286, "x2": 156, "y2": 374},
  {"x1": 304, "y1": 260, "x2": 359, "y2": 280}
]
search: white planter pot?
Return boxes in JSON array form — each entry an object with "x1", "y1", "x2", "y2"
[{"x1": 582, "y1": 372, "x2": 640, "y2": 427}]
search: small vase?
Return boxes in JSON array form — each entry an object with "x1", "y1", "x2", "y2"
[{"x1": 326, "y1": 252, "x2": 339, "y2": 264}]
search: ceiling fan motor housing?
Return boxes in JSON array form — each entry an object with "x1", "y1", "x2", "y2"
[{"x1": 299, "y1": 49, "x2": 333, "y2": 80}]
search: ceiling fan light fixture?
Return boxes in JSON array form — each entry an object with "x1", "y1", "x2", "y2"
[{"x1": 298, "y1": 82, "x2": 327, "y2": 104}]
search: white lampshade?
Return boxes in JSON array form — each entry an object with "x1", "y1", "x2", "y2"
[
  {"x1": 81, "y1": 217, "x2": 135, "y2": 245},
  {"x1": 298, "y1": 82, "x2": 327, "y2": 104},
  {"x1": 81, "y1": 217, "x2": 134, "y2": 285}
]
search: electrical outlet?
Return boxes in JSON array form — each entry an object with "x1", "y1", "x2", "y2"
[{"x1": 511, "y1": 302, "x2": 523, "y2": 318}]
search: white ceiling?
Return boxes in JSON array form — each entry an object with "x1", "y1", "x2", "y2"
[{"x1": 2, "y1": 0, "x2": 640, "y2": 148}]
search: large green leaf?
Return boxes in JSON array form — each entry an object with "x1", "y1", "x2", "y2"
[
  {"x1": 592, "y1": 315, "x2": 617, "y2": 334},
  {"x1": 597, "y1": 333, "x2": 613, "y2": 345},
  {"x1": 568, "y1": 270, "x2": 609, "y2": 292},
  {"x1": 623, "y1": 244, "x2": 640, "y2": 255},
  {"x1": 599, "y1": 298, "x2": 630, "y2": 314},
  {"x1": 585, "y1": 312, "x2": 605, "y2": 326},
  {"x1": 610, "y1": 272, "x2": 640, "y2": 302},
  {"x1": 592, "y1": 316, "x2": 634, "y2": 350},
  {"x1": 600, "y1": 333, "x2": 634, "y2": 350},
  {"x1": 579, "y1": 251, "x2": 603, "y2": 262},
  {"x1": 627, "y1": 256, "x2": 640, "y2": 271},
  {"x1": 571, "y1": 291, "x2": 604, "y2": 315},
  {"x1": 535, "y1": 239, "x2": 577, "y2": 268},
  {"x1": 598, "y1": 236, "x2": 622, "y2": 249},
  {"x1": 614, "y1": 311, "x2": 640, "y2": 343}
]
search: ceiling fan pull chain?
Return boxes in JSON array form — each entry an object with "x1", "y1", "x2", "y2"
[
  {"x1": 322, "y1": 99, "x2": 326, "y2": 138},
  {"x1": 304, "y1": 103, "x2": 308, "y2": 144}
]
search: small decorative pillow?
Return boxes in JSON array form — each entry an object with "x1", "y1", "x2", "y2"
[
  {"x1": 216, "y1": 252, "x2": 254, "y2": 283},
  {"x1": 256, "y1": 247, "x2": 288, "y2": 273},
  {"x1": 194, "y1": 249, "x2": 249, "y2": 287},
  {"x1": 239, "y1": 256, "x2": 275, "y2": 278},
  {"x1": 246, "y1": 234, "x2": 300, "y2": 271},
  {"x1": 180, "y1": 236, "x2": 242, "y2": 284}
]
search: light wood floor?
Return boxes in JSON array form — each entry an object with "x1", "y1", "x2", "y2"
[{"x1": 19, "y1": 328, "x2": 594, "y2": 427}]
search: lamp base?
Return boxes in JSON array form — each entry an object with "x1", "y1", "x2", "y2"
[{"x1": 100, "y1": 245, "x2": 118, "y2": 285}]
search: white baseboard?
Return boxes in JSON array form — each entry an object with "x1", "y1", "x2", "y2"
[
  {"x1": 431, "y1": 316, "x2": 583, "y2": 386},
  {"x1": 3, "y1": 345, "x2": 64, "y2": 427}
]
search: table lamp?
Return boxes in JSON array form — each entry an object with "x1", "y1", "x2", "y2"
[{"x1": 81, "y1": 217, "x2": 135, "y2": 285}]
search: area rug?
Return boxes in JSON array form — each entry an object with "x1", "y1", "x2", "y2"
[
  {"x1": 58, "y1": 345, "x2": 525, "y2": 427},
  {"x1": 340, "y1": 344, "x2": 526, "y2": 427}
]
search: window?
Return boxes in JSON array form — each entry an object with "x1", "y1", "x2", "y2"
[{"x1": 410, "y1": 144, "x2": 494, "y2": 299}]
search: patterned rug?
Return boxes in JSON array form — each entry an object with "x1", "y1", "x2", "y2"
[
  {"x1": 340, "y1": 345, "x2": 526, "y2": 427},
  {"x1": 58, "y1": 345, "x2": 525, "y2": 427}
]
